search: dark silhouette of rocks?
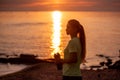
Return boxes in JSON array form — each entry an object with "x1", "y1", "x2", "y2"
[
  {"x1": 96, "y1": 53, "x2": 120, "y2": 70},
  {"x1": 0, "y1": 54, "x2": 53, "y2": 64},
  {"x1": 109, "y1": 60, "x2": 120, "y2": 69}
]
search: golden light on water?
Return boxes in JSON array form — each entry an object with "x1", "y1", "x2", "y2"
[{"x1": 51, "y1": 11, "x2": 62, "y2": 56}]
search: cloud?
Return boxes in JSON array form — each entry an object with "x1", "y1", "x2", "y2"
[{"x1": 0, "y1": 0, "x2": 120, "y2": 11}]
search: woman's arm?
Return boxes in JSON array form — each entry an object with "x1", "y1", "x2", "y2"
[
  {"x1": 63, "y1": 52, "x2": 78, "y2": 64},
  {"x1": 54, "y1": 52, "x2": 78, "y2": 64}
]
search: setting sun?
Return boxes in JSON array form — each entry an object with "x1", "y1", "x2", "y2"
[{"x1": 51, "y1": 11, "x2": 62, "y2": 56}]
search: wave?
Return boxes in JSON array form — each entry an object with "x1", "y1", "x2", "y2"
[{"x1": 0, "y1": 22, "x2": 49, "y2": 27}]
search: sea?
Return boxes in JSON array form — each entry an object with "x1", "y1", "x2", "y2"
[{"x1": 0, "y1": 11, "x2": 120, "y2": 76}]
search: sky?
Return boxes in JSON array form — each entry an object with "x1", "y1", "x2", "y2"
[{"x1": 0, "y1": 0, "x2": 120, "y2": 11}]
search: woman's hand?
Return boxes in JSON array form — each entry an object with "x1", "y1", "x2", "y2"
[
  {"x1": 54, "y1": 53, "x2": 63, "y2": 70},
  {"x1": 54, "y1": 53, "x2": 61, "y2": 63}
]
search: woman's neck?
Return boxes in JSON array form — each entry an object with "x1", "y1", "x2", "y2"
[{"x1": 70, "y1": 34, "x2": 77, "y2": 39}]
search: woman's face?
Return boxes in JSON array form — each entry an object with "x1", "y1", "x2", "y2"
[
  {"x1": 66, "y1": 23, "x2": 77, "y2": 35},
  {"x1": 66, "y1": 23, "x2": 72, "y2": 35}
]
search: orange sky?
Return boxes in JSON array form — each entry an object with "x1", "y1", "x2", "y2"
[{"x1": 0, "y1": 0, "x2": 120, "y2": 11}]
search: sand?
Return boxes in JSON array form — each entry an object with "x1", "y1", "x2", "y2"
[{"x1": 0, "y1": 62, "x2": 119, "y2": 80}]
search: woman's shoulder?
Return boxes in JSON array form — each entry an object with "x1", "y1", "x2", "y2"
[
  {"x1": 71, "y1": 37, "x2": 79, "y2": 42},
  {"x1": 69, "y1": 37, "x2": 79, "y2": 44}
]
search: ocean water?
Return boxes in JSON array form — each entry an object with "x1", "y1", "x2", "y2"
[{"x1": 0, "y1": 11, "x2": 120, "y2": 75}]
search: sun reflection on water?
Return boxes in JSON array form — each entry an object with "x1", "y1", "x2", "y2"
[{"x1": 51, "y1": 11, "x2": 62, "y2": 56}]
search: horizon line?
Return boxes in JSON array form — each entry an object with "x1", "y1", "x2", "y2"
[{"x1": 0, "y1": 10, "x2": 120, "y2": 12}]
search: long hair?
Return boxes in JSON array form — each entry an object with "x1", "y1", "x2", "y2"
[{"x1": 68, "y1": 19, "x2": 86, "y2": 63}]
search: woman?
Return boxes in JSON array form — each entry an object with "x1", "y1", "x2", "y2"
[{"x1": 54, "y1": 19, "x2": 86, "y2": 80}]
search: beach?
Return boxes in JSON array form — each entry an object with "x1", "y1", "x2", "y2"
[{"x1": 0, "y1": 61, "x2": 119, "y2": 80}]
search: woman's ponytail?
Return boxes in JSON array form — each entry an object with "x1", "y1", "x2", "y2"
[
  {"x1": 68, "y1": 19, "x2": 86, "y2": 63},
  {"x1": 79, "y1": 24, "x2": 86, "y2": 63}
]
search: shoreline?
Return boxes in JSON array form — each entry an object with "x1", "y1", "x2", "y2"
[
  {"x1": 0, "y1": 63, "x2": 27, "y2": 77},
  {"x1": 0, "y1": 58, "x2": 55, "y2": 77},
  {"x1": 0, "y1": 61, "x2": 119, "y2": 80}
]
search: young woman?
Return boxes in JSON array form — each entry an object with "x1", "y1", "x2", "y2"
[{"x1": 54, "y1": 19, "x2": 86, "y2": 80}]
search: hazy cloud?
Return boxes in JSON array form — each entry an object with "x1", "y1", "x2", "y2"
[{"x1": 0, "y1": 0, "x2": 120, "y2": 11}]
